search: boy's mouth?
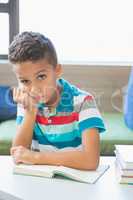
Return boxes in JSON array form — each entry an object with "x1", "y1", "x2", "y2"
[{"x1": 28, "y1": 93, "x2": 45, "y2": 103}]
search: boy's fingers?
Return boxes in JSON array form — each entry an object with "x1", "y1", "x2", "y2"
[
  {"x1": 12, "y1": 155, "x2": 22, "y2": 164},
  {"x1": 10, "y1": 147, "x2": 19, "y2": 155},
  {"x1": 13, "y1": 87, "x2": 21, "y2": 103},
  {"x1": 12, "y1": 87, "x2": 17, "y2": 102},
  {"x1": 12, "y1": 87, "x2": 39, "y2": 112},
  {"x1": 12, "y1": 86, "x2": 26, "y2": 102},
  {"x1": 10, "y1": 145, "x2": 25, "y2": 155}
]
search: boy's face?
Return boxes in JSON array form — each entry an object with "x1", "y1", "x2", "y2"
[{"x1": 13, "y1": 59, "x2": 62, "y2": 106}]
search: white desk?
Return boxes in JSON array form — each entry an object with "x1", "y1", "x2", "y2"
[{"x1": 0, "y1": 156, "x2": 133, "y2": 200}]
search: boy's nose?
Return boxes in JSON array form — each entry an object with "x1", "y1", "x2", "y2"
[
  {"x1": 30, "y1": 86, "x2": 41, "y2": 93},
  {"x1": 30, "y1": 87, "x2": 41, "y2": 97}
]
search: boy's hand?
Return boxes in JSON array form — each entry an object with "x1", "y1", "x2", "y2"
[
  {"x1": 11, "y1": 146, "x2": 39, "y2": 164},
  {"x1": 13, "y1": 87, "x2": 38, "y2": 114}
]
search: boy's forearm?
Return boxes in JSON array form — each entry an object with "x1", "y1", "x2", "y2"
[
  {"x1": 34, "y1": 149, "x2": 99, "y2": 170},
  {"x1": 12, "y1": 111, "x2": 36, "y2": 148}
]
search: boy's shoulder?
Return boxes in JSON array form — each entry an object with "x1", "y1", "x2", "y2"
[
  {"x1": 59, "y1": 78, "x2": 93, "y2": 98},
  {"x1": 59, "y1": 78, "x2": 94, "y2": 111}
]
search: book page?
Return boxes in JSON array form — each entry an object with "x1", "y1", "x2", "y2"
[
  {"x1": 13, "y1": 164, "x2": 109, "y2": 183},
  {"x1": 115, "y1": 145, "x2": 133, "y2": 163},
  {"x1": 13, "y1": 164, "x2": 58, "y2": 178},
  {"x1": 54, "y1": 165, "x2": 109, "y2": 184}
]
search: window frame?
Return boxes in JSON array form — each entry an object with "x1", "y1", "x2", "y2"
[{"x1": 0, "y1": 0, "x2": 19, "y2": 59}]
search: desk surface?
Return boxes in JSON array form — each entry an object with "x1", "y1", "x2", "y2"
[{"x1": 0, "y1": 156, "x2": 133, "y2": 200}]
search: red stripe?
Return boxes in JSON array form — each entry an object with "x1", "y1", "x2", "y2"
[
  {"x1": 84, "y1": 95, "x2": 94, "y2": 101},
  {"x1": 36, "y1": 112, "x2": 79, "y2": 125}
]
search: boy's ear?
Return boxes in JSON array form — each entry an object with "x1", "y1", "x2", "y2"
[{"x1": 55, "y1": 64, "x2": 63, "y2": 78}]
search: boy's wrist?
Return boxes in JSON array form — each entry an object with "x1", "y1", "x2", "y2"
[
  {"x1": 23, "y1": 109, "x2": 37, "y2": 124},
  {"x1": 33, "y1": 151, "x2": 45, "y2": 164},
  {"x1": 25, "y1": 107, "x2": 38, "y2": 117}
]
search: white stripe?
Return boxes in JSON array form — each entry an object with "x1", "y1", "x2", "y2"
[
  {"x1": 37, "y1": 121, "x2": 78, "y2": 135},
  {"x1": 17, "y1": 104, "x2": 41, "y2": 117},
  {"x1": 59, "y1": 144, "x2": 82, "y2": 151},
  {"x1": 31, "y1": 140, "x2": 40, "y2": 151},
  {"x1": 74, "y1": 93, "x2": 93, "y2": 106},
  {"x1": 17, "y1": 104, "x2": 25, "y2": 116},
  {"x1": 32, "y1": 139, "x2": 82, "y2": 152},
  {"x1": 39, "y1": 144, "x2": 59, "y2": 152},
  {"x1": 73, "y1": 93, "x2": 94, "y2": 112},
  {"x1": 79, "y1": 108, "x2": 101, "y2": 122},
  {"x1": 38, "y1": 143, "x2": 82, "y2": 152},
  {"x1": 73, "y1": 95, "x2": 86, "y2": 105},
  {"x1": 73, "y1": 91, "x2": 93, "y2": 105}
]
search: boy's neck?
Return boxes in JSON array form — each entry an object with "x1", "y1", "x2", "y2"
[{"x1": 46, "y1": 82, "x2": 62, "y2": 111}]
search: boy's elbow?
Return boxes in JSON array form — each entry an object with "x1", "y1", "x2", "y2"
[
  {"x1": 83, "y1": 154, "x2": 99, "y2": 170},
  {"x1": 85, "y1": 161, "x2": 99, "y2": 170}
]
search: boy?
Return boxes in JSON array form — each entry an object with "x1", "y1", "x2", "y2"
[{"x1": 9, "y1": 32, "x2": 105, "y2": 170}]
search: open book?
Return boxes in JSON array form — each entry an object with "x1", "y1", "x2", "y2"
[{"x1": 13, "y1": 164, "x2": 109, "y2": 184}]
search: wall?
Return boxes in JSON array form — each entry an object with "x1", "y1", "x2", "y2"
[{"x1": 0, "y1": 62, "x2": 131, "y2": 112}]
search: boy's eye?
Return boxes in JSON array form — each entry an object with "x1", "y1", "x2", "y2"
[
  {"x1": 37, "y1": 74, "x2": 47, "y2": 80},
  {"x1": 20, "y1": 80, "x2": 30, "y2": 84}
]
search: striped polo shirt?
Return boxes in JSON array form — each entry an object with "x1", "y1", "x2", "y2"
[{"x1": 16, "y1": 78, "x2": 106, "y2": 152}]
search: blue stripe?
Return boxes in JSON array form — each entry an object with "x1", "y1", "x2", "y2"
[
  {"x1": 56, "y1": 92, "x2": 73, "y2": 112},
  {"x1": 56, "y1": 79, "x2": 74, "y2": 112},
  {"x1": 33, "y1": 124, "x2": 52, "y2": 145},
  {"x1": 47, "y1": 138, "x2": 81, "y2": 149},
  {"x1": 16, "y1": 116, "x2": 23, "y2": 124},
  {"x1": 34, "y1": 124, "x2": 81, "y2": 148},
  {"x1": 79, "y1": 117, "x2": 106, "y2": 133},
  {"x1": 43, "y1": 129, "x2": 79, "y2": 142}
]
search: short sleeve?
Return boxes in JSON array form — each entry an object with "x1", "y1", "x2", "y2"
[
  {"x1": 16, "y1": 104, "x2": 25, "y2": 125},
  {"x1": 78, "y1": 95, "x2": 106, "y2": 134}
]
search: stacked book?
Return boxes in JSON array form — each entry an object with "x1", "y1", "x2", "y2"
[{"x1": 115, "y1": 145, "x2": 133, "y2": 185}]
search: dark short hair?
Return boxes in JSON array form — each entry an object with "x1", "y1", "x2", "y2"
[{"x1": 8, "y1": 31, "x2": 58, "y2": 66}]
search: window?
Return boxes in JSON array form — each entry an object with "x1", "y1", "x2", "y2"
[
  {"x1": 0, "y1": 0, "x2": 19, "y2": 59},
  {"x1": 0, "y1": 13, "x2": 9, "y2": 55},
  {"x1": 1, "y1": 0, "x2": 133, "y2": 64},
  {"x1": 20, "y1": 0, "x2": 133, "y2": 65},
  {"x1": 0, "y1": 0, "x2": 9, "y2": 3}
]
